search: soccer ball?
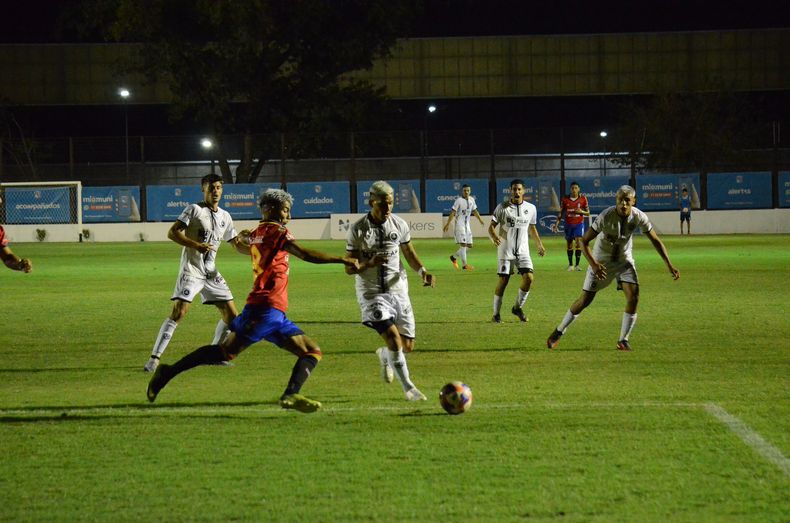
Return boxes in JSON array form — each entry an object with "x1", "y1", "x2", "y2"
[{"x1": 439, "y1": 381, "x2": 473, "y2": 415}]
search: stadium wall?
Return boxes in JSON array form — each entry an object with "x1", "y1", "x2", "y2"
[{"x1": 3, "y1": 209, "x2": 789, "y2": 243}]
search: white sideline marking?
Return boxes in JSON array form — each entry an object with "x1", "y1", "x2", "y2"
[{"x1": 704, "y1": 403, "x2": 790, "y2": 477}]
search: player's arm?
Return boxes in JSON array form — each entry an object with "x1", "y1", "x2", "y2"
[
  {"x1": 529, "y1": 224, "x2": 546, "y2": 257},
  {"x1": 580, "y1": 226, "x2": 605, "y2": 279},
  {"x1": 401, "y1": 241, "x2": 435, "y2": 287},
  {"x1": 284, "y1": 241, "x2": 359, "y2": 270},
  {"x1": 167, "y1": 220, "x2": 212, "y2": 253},
  {"x1": 229, "y1": 230, "x2": 252, "y2": 255},
  {"x1": 552, "y1": 202, "x2": 565, "y2": 232},
  {"x1": 578, "y1": 197, "x2": 590, "y2": 216},
  {"x1": 1, "y1": 246, "x2": 32, "y2": 273},
  {"x1": 473, "y1": 209, "x2": 485, "y2": 225},
  {"x1": 343, "y1": 248, "x2": 384, "y2": 275},
  {"x1": 488, "y1": 219, "x2": 502, "y2": 246},
  {"x1": 646, "y1": 229, "x2": 680, "y2": 280},
  {"x1": 442, "y1": 210, "x2": 456, "y2": 232}
]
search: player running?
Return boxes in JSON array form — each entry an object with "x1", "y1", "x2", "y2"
[
  {"x1": 546, "y1": 185, "x2": 680, "y2": 351},
  {"x1": 552, "y1": 181, "x2": 590, "y2": 271},
  {"x1": 147, "y1": 189, "x2": 359, "y2": 412},
  {"x1": 488, "y1": 179, "x2": 546, "y2": 323},
  {"x1": 442, "y1": 184, "x2": 485, "y2": 270}
]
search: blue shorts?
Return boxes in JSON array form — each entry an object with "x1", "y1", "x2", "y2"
[
  {"x1": 564, "y1": 221, "x2": 586, "y2": 241},
  {"x1": 230, "y1": 304, "x2": 304, "y2": 347}
]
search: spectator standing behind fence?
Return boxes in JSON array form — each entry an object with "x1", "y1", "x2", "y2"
[
  {"x1": 0, "y1": 195, "x2": 33, "y2": 273},
  {"x1": 488, "y1": 179, "x2": 546, "y2": 324},
  {"x1": 546, "y1": 185, "x2": 680, "y2": 352},
  {"x1": 443, "y1": 184, "x2": 485, "y2": 271},
  {"x1": 144, "y1": 174, "x2": 247, "y2": 373},
  {"x1": 679, "y1": 187, "x2": 691, "y2": 235},
  {"x1": 552, "y1": 181, "x2": 590, "y2": 271}
]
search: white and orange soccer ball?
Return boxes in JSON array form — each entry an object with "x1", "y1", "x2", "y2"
[{"x1": 439, "y1": 381, "x2": 473, "y2": 415}]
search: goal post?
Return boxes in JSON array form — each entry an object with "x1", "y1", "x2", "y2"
[{"x1": 1, "y1": 181, "x2": 83, "y2": 241}]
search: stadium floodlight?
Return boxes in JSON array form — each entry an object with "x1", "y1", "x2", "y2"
[
  {"x1": 118, "y1": 88, "x2": 130, "y2": 99},
  {"x1": 599, "y1": 130, "x2": 608, "y2": 138},
  {"x1": 200, "y1": 138, "x2": 213, "y2": 149},
  {"x1": 427, "y1": 104, "x2": 437, "y2": 113}
]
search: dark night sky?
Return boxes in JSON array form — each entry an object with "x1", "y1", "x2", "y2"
[{"x1": 1, "y1": 0, "x2": 788, "y2": 137}]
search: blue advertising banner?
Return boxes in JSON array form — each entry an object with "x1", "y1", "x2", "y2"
[
  {"x1": 222, "y1": 183, "x2": 279, "y2": 220},
  {"x1": 707, "y1": 172, "x2": 772, "y2": 209},
  {"x1": 638, "y1": 173, "x2": 701, "y2": 210},
  {"x1": 425, "y1": 179, "x2": 489, "y2": 214},
  {"x1": 580, "y1": 176, "x2": 631, "y2": 212},
  {"x1": 146, "y1": 185, "x2": 205, "y2": 222},
  {"x1": 495, "y1": 177, "x2": 561, "y2": 234},
  {"x1": 83, "y1": 186, "x2": 141, "y2": 222},
  {"x1": 357, "y1": 180, "x2": 422, "y2": 213},
  {"x1": 5, "y1": 186, "x2": 70, "y2": 224},
  {"x1": 779, "y1": 171, "x2": 790, "y2": 208},
  {"x1": 495, "y1": 178, "x2": 538, "y2": 206},
  {"x1": 288, "y1": 181, "x2": 350, "y2": 218}
]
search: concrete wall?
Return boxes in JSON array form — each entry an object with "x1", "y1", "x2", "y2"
[{"x1": 3, "y1": 209, "x2": 789, "y2": 243}]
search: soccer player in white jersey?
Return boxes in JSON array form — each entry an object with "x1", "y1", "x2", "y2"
[
  {"x1": 488, "y1": 179, "x2": 546, "y2": 323},
  {"x1": 443, "y1": 184, "x2": 485, "y2": 270},
  {"x1": 547, "y1": 185, "x2": 680, "y2": 351},
  {"x1": 345, "y1": 180, "x2": 436, "y2": 401},
  {"x1": 144, "y1": 174, "x2": 248, "y2": 372}
]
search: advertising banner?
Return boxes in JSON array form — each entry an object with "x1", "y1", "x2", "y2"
[
  {"x1": 331, "y1": 213, "x2": 442, "y2": 240},
  {"x1": 357, "y1": 180, "x2": 422, "y2": 213},
  {"x1": 707, "y1": 172, "x2": 772, "y2": 209},
  {"x1": 779, "y1": 172, "x2": 790, "y2": 208},
  {"x1": 495, "y1": 177, "x2": 561, "y2": 234},
  {"x1": 4, "y1": 186, "x2": 70, "y2": 224},
  {"x1": 637, "y1": 173, "x2": 701, "y2": 210},
  {"x1": 82, "y1": 186, "x2": 141, "y2": 222},
  {"x1": 221, "y1": 183, "x2": 279, "y2": 220},
  {"x1": 425, "y1": 179, "x2": 489, "y2": 214},
  {"x1": 287, "y1": 181, "x2": 350, "y2": 218},
  {"x1": 578, "y1": 175, "x2": 631, "y2": 212},
  {"x1": 146, "y1": 185, "x2": 206, "y2": 222}
]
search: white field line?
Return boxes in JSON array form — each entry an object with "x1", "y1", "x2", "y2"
[{"x1": 703, "y1": 402, "x2": 790, "y2": 477}]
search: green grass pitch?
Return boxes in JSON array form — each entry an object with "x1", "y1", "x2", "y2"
[{"x1": 1, "y1": 235, "x2": 788, "y2": 521}]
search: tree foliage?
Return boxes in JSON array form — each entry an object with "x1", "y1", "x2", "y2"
[
  {"x1": 79, "y1": 0, "x2": 416, "y2": 182},
  {"x1": 607, "y1": 91, "x2": 766, "y2": 173}
]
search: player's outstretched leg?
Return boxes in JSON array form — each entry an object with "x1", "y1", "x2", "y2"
[
  {"x1": 146, "y1": 364, "x2": 174, "y2": 402},
  {"x1": 546, "y1": 329, "x2": 562, "y2": 349},
  {"x1": 279, "y1": 393, "x2": 322, "y2": 413}
]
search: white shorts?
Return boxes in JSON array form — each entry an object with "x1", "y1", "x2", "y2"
[
  {"x1": 582, "y1": 260, "x2": 638, "y2": 293},
  {"x1": 454, "y1": 225, "x2": 473, "y2": 245},
  {"x1": 171, "y1": 271, "x2": 234, "y2": 304},
  {"x1": 497, "y1": 256, "x2": 534, "y2": 276},
  {"x1": 357, "y1": 293, "x2": 415, "y2": 339}
]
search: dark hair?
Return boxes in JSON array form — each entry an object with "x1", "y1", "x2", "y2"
[
  {"x1": 462, "y1": 184, "x2": 471, "y2": 189},
  {"x1": 681, "y1": 187, "x2": 688, "y2": 193},
  {"x1": 201, "y1": 174, "x2": 223, "y2": 187},
  {"x1": 510, "y1": 179, "x2": 525, "y2": 188},
  {"x1": 570, "y1": 181, "x2": 580, "y2": 188}
]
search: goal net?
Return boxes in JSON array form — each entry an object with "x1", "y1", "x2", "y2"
[{"x1": 1, "y1": 181, "x2": 83, "y2": 240}]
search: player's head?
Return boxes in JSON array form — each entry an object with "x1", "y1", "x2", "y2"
[
  {"x1": 461, "y1": 184, "x2": 471, "y2": 197},
  {"x1": 509, "y1": 179, "x2": 525, "y2": 203},
  {"x1": 258, "y1": 188, "x2": 293, "y2": 224},
  {"x1": 615, "y1": 185, "x2": 636, "y2": 217},
  {"x1": 201, "y1": 174, "x2": 224, "y2": 206},
  {"x1": 570, "y1": 181, "x2": 580, "y2": 197},
  {"x1": 682, "y1": 188, "x2": 688, "y2": 195},
  {"x1": 368, "y1": 180, "x2": 394, "y2": 223}
]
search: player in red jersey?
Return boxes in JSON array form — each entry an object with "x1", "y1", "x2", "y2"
[
  {"x1": 0, "y1": 194, "x2": 33, "y2": 273},
  {"x1": 147, "y1": 189, "x2": 359, "y2": 412},
  {"x1": 552, "y1": 181, "x2": 590, "y2": 271}
]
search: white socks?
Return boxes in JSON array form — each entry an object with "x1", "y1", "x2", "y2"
[
  {"x1": 151, "y1": 318, "x2": 178, "y2": 358},
  {"x1": 212, "y1": 320, "x2": 230, "y2": 345},
  {"x1": 557, "y1": 310, "x2": 578, "y2": 334},
  {"x1": 516, "y1": 289, "x2": 530, "y2": 309},
  {"x1": 386, "y1": 348, "x2": 415, "y2": 392},
  {"x1": 619, "y1": 313, "x2": 637, "y2": 341},
  {"x1": 493, "y1": 295, "x2": 503, "y2": 316},
  {"x1": 454, "y1": 246, "x2": 467, "y2": 266}
]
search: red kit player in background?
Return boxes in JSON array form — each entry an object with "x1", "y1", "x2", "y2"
[
  {"x1": 552, "y1": 181, "x2": 590, "y2": 271},
  {"x1": 147, "y1": 189, "x2": 359, "y2": 412}
]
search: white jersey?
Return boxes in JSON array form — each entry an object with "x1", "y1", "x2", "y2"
[
  {"x1": 176, "y1": 203, "x2": 237, "y2": 278},
  {"x1": 346, "y1": 213, "x2": 411, "y2": 299},
  {"x1": 451, "y1": 196, "x2": 477, "y2": 229},
  {"x1": 590, "y1": 206, "x2": 653, "y2": 264},
  {"x1": 491, "y1": 200, "x2": 538, "y2": 259}
]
